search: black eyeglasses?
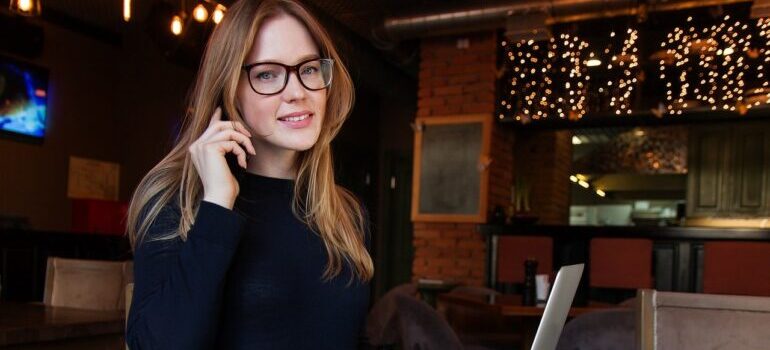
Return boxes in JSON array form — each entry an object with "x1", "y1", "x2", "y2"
[{"x1": 241, "y1": 58, "x2": 334, "y2": 95}]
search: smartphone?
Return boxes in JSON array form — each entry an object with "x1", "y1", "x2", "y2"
[{"x1": 218, "y1": 99, "x2": 242, "y2": 174}]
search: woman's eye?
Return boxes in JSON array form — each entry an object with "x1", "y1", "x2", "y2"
[
  {"x1": 301, "y1": 66, "x2": 319, "y2": 75},
  {"x1": 256, "y1": 71, "x2": 278, "y2": 80}
]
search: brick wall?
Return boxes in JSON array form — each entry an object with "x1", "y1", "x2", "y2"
[{"x1": 412, "y1": 32, "x2": 516, "y2": 286}]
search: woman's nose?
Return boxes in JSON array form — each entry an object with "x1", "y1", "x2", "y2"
[{"x1": 282, "y1": 71, "x2": 307, "y2": 102}]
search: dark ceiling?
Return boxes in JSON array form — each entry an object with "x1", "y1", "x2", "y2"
[
  {"x1": 40, "y1": 0, "x2": 504, "y2": 37},
  {"x1": 36, "y1": 0, "x2": 491, "y2": 68}
]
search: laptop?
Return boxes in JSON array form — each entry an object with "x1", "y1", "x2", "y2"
[{"x1": 530, "y1": 263, "x2": 585, "y2": 350}]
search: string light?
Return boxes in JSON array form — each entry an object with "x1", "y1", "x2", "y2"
[
  {"x1": 168, "y1": 2, "x2": 227, "y2": 32},
  {"x1": 212, "y1": 4, "x2": 226, "y2": 24},
  {"x1": 171, "y1": 14, "x2": 183, "y2": 35},
  {"x1": 193, "y1": 3, "x2": 209, "y2": 23},
  {"x1": 659, "y1": 15, "x2": 751, "y2": 114},
  {"x1": 499, "y1": 34, "x2": 590, "y2": 123},
  {"x1": 748, "y1": 17, "x2": 770, "y2": 108},
  {"x1": 9, "y1": 0, "x2": 41, "y2": 16},
  {"x1": 496, "y1": 12, "x2": 770, "y2": 123},
  {"x1": 603, "y1": 28, "x2": 640, "y2": 115},
  {"x1": 123, "y1": 0, "x2": 131, "y2": 22}
]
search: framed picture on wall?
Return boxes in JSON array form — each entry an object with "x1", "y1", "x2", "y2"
[{"x1": 411, "y1": 114, "x2": 492, "y2": 223}]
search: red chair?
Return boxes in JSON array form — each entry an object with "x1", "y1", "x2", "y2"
[
  {"x1": 589, "y1": 238, "x2": 653, "y2": 289},
  {"x1": 703, "y1": 241, "x2": 770, "y2": 296},
  {"x1": 71, "y1": 199, "x2": 128, "y2": 235},
  {"x1": 496, "y1": 236, "x2": 553, "y2": 283}
]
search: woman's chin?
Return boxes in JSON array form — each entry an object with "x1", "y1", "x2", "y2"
[{"x1": 283, "y1": 138, "x2": 319, "y2": 152}]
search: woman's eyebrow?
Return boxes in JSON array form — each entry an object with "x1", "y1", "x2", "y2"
[{"x1": 253, "y1": 54, "x2": 321, "y2": 65}]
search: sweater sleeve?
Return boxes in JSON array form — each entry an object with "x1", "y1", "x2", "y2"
[{"x1": 126, "y1": 200, "x2": 244, "y2": 350}]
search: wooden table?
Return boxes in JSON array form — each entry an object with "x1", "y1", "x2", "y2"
[
  {"x1": 0, "y1": 303, "x2": 125, "y2": 349},
  {"x1": 437, "y1": 292, "x2": 618, "y2": 349}
]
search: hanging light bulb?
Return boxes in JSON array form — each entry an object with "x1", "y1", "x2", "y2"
[
  {"x1": 212, "y1": 4, "x2": 226, "y2": 24},
  {"x1": 9, "y1": 0, "x2": 41, "y2": 16},
  {"x1": 193, "y1": 4, "x2": 208, "y2": 23},
  {"x1": 171, "y1": 15, "x2": 183, "y2": 35},
  {"x1": 123, "y1": 0, "x2": 131, "y2": 22}
]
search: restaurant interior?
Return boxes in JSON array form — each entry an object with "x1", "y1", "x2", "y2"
[{"x1": 2, "y1": 0, "x2": 770, "y2": 349}]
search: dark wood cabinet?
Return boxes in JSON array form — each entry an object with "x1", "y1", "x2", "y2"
[
  {"x1": 730, "y1": 125, "x2": 770, "y2": 215},
  {"x1": 687, "y1": 122, "x2": 770, "y2": 217},
  {"x1": 687, "y1": 125, "x2": 731, "y2": 216}
]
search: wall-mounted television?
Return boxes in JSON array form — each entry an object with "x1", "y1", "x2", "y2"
[{"x1": 0, "y1": 55, "x2": 48, "y2": 140}]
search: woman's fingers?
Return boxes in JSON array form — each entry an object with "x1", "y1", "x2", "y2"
[
  {"x1": 200, "y1": 119, "x2": 252, "y2": 143},
  {"x1": 210, "y1": 140, "x2": 248, "y2": 169},
  {"x1": 231, "y1": 121, "x2": 253, "y2": 138},
  {"x1": 207, "y1": 129, "x2": 257, "y2": 155}
]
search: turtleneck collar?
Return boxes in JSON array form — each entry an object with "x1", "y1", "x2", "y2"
[{"x1": 237, "y1": 171, "x2": 294, "y2": 197}]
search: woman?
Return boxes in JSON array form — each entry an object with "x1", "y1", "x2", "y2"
[{"x1": 125, "y1": 1, "x2": 373, "y2": 348}]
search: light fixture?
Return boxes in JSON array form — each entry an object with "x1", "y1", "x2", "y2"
[
  {"x1": 9, "y1": 0, "x2": 41, "y2": 16},
  {"x1": 123, "y1": 0, "x2": 131, "y2": 22},
  {"x1": 212, "y1": 4, "x2": 226, "y2": 24},
  {"x1": 193, "y1": 3, "x2": 208, "y2": 23},
  {"x1": 578, "y1": 180, "x2": 590, "y2": 188},
  {"x1": 569, "y1": 175, "x2": 578, "y2": 182},
  {"x1": 572, "y1": 135, "x2": 583, "y2": 144},
  {"x1": 595, "y1": 189, "x2": 606, "y2": 197},
  {"x1": 585, "y1": 58, "x2": 601, "y2": 67},
  {"x1": 171, "y1": 14, "x2": 184, "y2": 35}
]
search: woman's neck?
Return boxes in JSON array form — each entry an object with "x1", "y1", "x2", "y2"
[{"x1": 245, "y1": 141, "x2": 298, "y2": 179}]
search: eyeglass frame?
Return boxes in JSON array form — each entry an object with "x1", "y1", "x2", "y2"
[{"x1": 241, "y1": 57, "x2": 334, "y2": 96}]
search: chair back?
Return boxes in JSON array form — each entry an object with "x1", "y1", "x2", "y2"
[
  {"x1": 43, "y1": 257, "x2": 133, "y2": 311},
  {"x1": 590, "y1": 238, "x2": 652, "y2": 289},
  {"x1": 496, "y1": 236, "x2": 553, "y2": 284},
  {"x1": 703, "y1": 241, "x2": 770, "y2": 296},
  {"x1": 366, "y1": 283, "x2": 464, "y2": 350},
  {"x1": 637, "y1": 289, "x2": 770, "y2": 350}
]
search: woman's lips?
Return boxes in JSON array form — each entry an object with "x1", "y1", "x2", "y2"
[{"x1": 277, "y1": 113, "x2": 313, "y2": 128}]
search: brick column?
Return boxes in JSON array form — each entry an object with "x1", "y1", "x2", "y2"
[
  {"x1": 514, "y1": 130, "x2": 572, "y2": 225},
  {"x1": 412, "y1": 32, "x2": 515, "y2": 286}
]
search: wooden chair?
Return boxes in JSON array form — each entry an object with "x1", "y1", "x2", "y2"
[
  {"x1": 636, "y1": 289, "x2": 770, "y2": 350},
  {"x1": 43, "y1": 257, "x2": 133, "y2": 311}
]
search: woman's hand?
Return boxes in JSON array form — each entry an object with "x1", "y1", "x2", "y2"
[{"x1": 189, "y1": 107, "x2": 256, "y2": 209}]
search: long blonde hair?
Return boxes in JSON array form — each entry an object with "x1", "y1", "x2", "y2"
[{"x1": 126, "y1": 0, "x2": 373, "y2": 283}]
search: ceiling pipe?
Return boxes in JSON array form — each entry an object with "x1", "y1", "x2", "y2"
[{"x1": 380, "y1": 0, "x2": 753, "y2": 41}]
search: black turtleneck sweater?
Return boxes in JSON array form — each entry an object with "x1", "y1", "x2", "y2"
[{"x1": 126, "y1": 173, "x2": 370, "y2": 350}]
